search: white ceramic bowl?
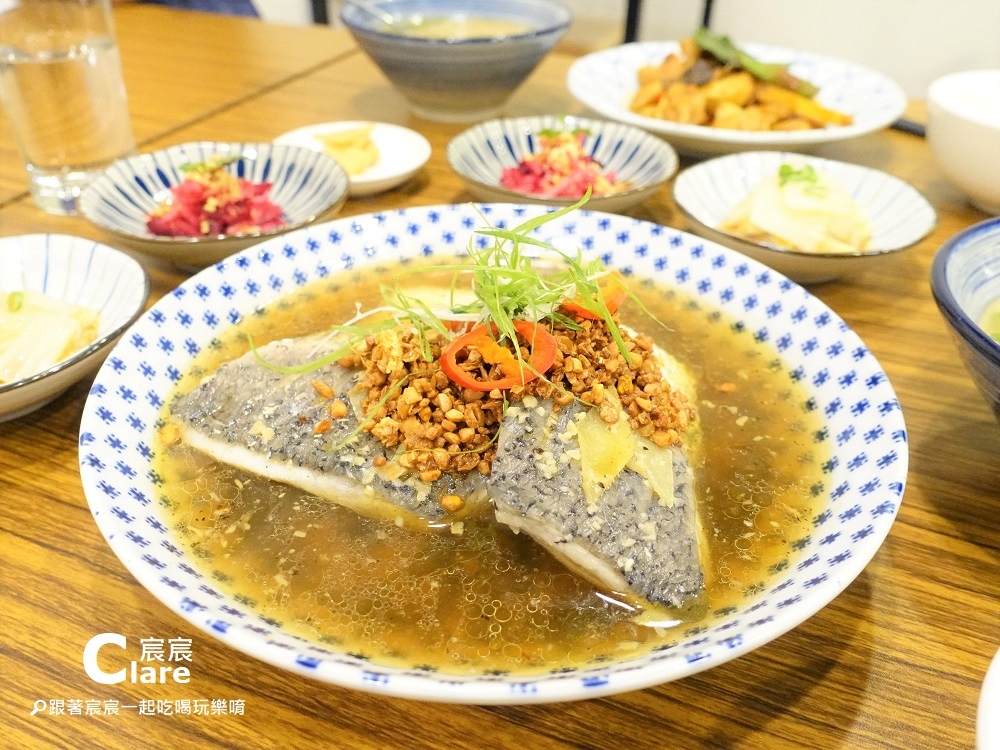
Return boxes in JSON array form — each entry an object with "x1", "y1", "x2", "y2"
[
  {"x1": 79, "y1": 204, "x2": 906, "y2": 703},
  {"x1": 274, "y1": 121, "x2": 431, "y2": 197},
  {"x1": 927, "y1": 69, "x2": 1000, "y2": 215},
  {"x1": 446, "y1": 114, "x2": 678, "y2": 212},
  {"x1": 0, "y1": 234, "x2": 148, "y2": 422},
  {"x1": 673, "y1": 151, "x2": 936, "y2": 284},
  {"x1": 79, "y1": 141, "x2": 349, "y2": 268},
  {"x1": 567, "y1": 41, "x2": 907, "y2": 157},
  {"x1": 980, "y1": 646, "x2": 1000, "y2": 750},
  {"x1": 341, "y1": 0, "x2": 571, "y2": 122}
]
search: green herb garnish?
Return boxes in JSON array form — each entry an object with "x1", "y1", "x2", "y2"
[
  {"x1": 693, "y1": 26, "x2": 819, "y2": 98},
  {"x1": 778, "y1": 163, "x2": 829, "y2": 197},
  {"x1": 6, "y1": 291, "x2": 24, "y2": 312},
  {"x1": 778, "y1": 163, "x2": 818, "y2": 185},
  {"x1": 253, "y1": 191, "x2": 657, "y2": 376},
  {"x1": 180, "y1": 155, "x2": 246, "y2": 175},
  {"x1": 537, "y1": 127, "x2": 591, "y2": 139}
]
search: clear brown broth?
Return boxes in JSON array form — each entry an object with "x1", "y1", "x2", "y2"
[{"x1": 156, "y1": 261, "x2": 829, "y2": 675}]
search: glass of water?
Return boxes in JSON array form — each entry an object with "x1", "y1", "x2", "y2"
[{"x1": 0, "y1": 0, "x2": 136, "y2": 215}]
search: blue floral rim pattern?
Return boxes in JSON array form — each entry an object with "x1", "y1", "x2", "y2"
[{"x1": 78, "y1": 204, "x2": 907, "y2": 703}]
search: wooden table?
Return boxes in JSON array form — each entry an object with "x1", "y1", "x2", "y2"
[
  {"x1": 2, "y1": 7, "x2": 998, "y2": 749},
  {"x1": 0, "y1": 4, "x2": 355, "y2": 204}
]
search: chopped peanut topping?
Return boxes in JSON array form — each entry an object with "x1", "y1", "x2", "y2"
[
  {"x1": 328, "y1": 399, "x2": 349, "y2": 419},
  {"x1": 440, "y1": 494, "x2": 465, "y2": 513},
  {"x1": 348, "y1": 313, "x2": 693, "y2": 476},
  {"x1": 312, "y1": 379, "x2": 335, "y2": 399}
]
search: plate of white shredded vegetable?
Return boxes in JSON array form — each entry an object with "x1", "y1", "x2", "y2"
[{"x1": 0, "y1": 234, "x2": 148, "y2": 422}]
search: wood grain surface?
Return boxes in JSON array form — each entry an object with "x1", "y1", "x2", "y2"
[
  {"x1": 1, "y1": 7, "x2": 997, "y2": 749},
  {"x1": 0, "y1": 5, "x2": 355, "y2": 204}
]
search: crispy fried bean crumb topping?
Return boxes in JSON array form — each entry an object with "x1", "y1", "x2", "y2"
[{"x1": 343, "y1": 315, "x2": 694, "y2": 475}]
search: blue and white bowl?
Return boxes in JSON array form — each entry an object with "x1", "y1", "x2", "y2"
[
  {"x1": 78, "y1": 204, "x2": 906, "y2": 703},
  {"x1": 568, "y1": 41, "x2": 907, "y2": 157},
  {"x1": 447, "y1": 115, "x2": 678, "y2": 212},
  {"x1": 341, "y1": 0, "x2": 571, "y2": 123},
  {"x1": 79, "y1": 141, "x2": 349, "y2": 268},
  {"x1": 931, "y1": 216, "x2": 1000, "y2": 422},
  {"x1": 674, "y1": 151, "x2": 936, "y2": 284},
  {"x1": 0, "y1": 234, "x2": 148, "y2": 422}
]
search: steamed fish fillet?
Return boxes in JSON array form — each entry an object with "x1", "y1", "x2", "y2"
[
  {"x1": 170, "y1": 330, "x2": 704, "y2": 609},
  {"x1": 488, "y1": 399, "x2": 704, "y2": 610},
  {"x1": 169, "y1": 334, "x2": 487, "y2": 524}
]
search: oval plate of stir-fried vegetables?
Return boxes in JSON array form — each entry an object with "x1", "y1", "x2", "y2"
[{"x1": 567, "y1": 29, "x2": 907, "y2": 156}]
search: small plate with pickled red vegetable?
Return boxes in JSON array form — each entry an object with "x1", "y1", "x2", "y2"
[
  {"x1": 673, "y1": 151, "x2": 936, "y2": 283},
  {"x1": 446, "y1": 115, "x2": 678, "y2": 212},
  {"x1": 79, "y1": 141, "x2": 349, "y2": 269},
  {"x1": 0, "y1": 234, "x2": 148, "y2": 422},
  {"x1": 567, "y1": 31, "x2": 907, "y2": 156}
]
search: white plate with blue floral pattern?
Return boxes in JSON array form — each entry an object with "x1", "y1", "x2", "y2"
[
  {"x1": 567, "y1": 41, "x2": 907, "y2": 157},
  {"x1": 78, "y1": 204, "x2": 907, "y2": 703}
]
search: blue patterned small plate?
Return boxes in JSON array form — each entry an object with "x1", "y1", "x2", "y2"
[
  {"x1": 0, "y1": 234, "x2": 148, "y2": 422},
  {"x1": 79, "y1": 141, "x2": 349, "y2": 268},
  {"x1": 674, "y1": 151, "x2": 937, "y2": 283},
  {"x1": 568, "y1": 41, "x2": 907, "y2": 157},
  {"x1": 446, "y1": 115, "x2": 678, "y2": 212},
  {"x1": 78, "y1": 204, "x2": 906, "y2": 703}
]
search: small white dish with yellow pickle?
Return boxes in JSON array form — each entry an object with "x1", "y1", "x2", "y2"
[
  {"x1": 275, "y1": 121, "x2": 431, "y2": 197},
  {"x1": 673, "y1": 151, "x2": 936, "y2": 284}
]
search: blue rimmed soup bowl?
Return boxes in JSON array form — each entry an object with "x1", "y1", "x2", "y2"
[
  {"x1": 341, "y1": 0, "x2": 572, "y2": 123},
  {"x1": 931, "y1": 216, "x2": 1000, "y2": 421}
]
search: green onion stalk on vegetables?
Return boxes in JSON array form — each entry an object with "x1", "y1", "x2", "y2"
[{"x1": 692, "y1": 27, "x2": 819, "y2": 98}]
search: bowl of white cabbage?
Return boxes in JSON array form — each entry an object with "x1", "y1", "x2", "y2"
[
  {"x1": 0, "y1": 234, "x2": 148, "y2": 422},
  {"x1": 673, "y1": 151, "x2": 936, "y2": 284}
]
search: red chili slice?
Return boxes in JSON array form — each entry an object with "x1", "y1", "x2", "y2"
[
  {"x1": 440, "y1": 320, "x2": 558, "y2": 392},
  {"x1": 561, "y1": 271, "x2": 628, "y2": 320}
]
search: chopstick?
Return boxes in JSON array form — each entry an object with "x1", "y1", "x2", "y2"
[{"x1": 891, "y1": 118, "x2": 926, "y2": 137}]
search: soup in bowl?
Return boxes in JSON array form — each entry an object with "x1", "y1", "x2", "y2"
[
  {"x1": 79, "y1": 203, "x2": 905, "y2": 702},
  {"x1": 340, "y1": 0, "x2": 572, "y2": 122}
]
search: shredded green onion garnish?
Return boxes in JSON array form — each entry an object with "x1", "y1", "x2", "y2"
[
  {"x1": 180, "y1": 155, "x2": 245, "y2": 175},
  {"x1": 251, "y1": 192, "x2": 658, "y2": 375}
]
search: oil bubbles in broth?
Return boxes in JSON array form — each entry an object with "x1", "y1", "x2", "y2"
[{"x1": 156, "y1": 262, "x2": 830, "y2": 675}]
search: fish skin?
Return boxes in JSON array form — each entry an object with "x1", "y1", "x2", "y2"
[
  {"x1": 487, "y1": 399, "x2": 704, "y2": 609},
  {"x1": 169, "y1": 334, "x2": 486, "y2": 524},
  {"x1": 171, "y1": 332, "x2": 704, "y2": 609}
]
